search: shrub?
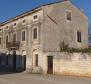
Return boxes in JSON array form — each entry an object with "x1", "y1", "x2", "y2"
[{"x1": 60, "y1": 41, "x2": 91, "y2": 53}]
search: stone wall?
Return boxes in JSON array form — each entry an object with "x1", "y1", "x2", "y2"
[
  {"x1": 40, "y1": 52, "x2": 91, "y2": 77},
  {"x1": 53, "y1": 52, "x2": 91, "y2": 77},
  {"x1": 42, "y1": 1, "x2": 88, "y2": 53}
]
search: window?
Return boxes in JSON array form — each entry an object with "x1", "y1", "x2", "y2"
[
  {"x1": 6, "y1": 35, "x2": 9, "y2": 43},
  {"x1": 33, "y1": 15, "x2": 38, "y2": 19},
  {"x1": 35, "y1": 54, "x2": 38, "y2": 66},
  {"x1": 23, "y1": 19, "x2": 26, "y2": 23},
  {"x1": 0, "y1": 37, "x2": 1, "y2": 45},
  {"x1": 66, "y1": 11, "x2": 71, "y2": 21},
  {"x1": 6, "y1": 26, "x2": 9, "y2": 29},
  {"x1": 33, "y1": 28, "x2": 38, "y2": 39},
  {"x1": 77, "y1": 31, "x2": 81, "y2": 42},
  {"x1": 0, "y1": 29, "x2": 2, "y2": 32},
  {"x1": 14, "y1": 23, "x2": 16, "y2": 26},
  {"x1": 22, "y1": 31, "x2": 26, "y2": 41},
  {"x1": 13, "y1": 33, "x2": 16, "y2": 41}
]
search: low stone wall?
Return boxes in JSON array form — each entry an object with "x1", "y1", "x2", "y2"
[
  {"x1": 42, "y1": 52, "x2": 91, "y2": 77},
  {"x1": 53, "y1": 52, "x2": 91, "y2": 77}
]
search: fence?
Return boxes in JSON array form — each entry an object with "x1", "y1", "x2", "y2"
[{"x1": 0, "y1": 53, "x2": 26, "y2": 72}]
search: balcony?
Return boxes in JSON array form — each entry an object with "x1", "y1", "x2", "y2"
[{"x1": 6, "y1": 41, "x2": 20, "y2": 50}]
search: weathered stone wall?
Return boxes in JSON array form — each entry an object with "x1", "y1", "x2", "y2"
[
  {"x1": 47, "y1": 52, "x2": 91, "y2": 77},
  {"x1": 54, "y1": 53, "x2": 91, "y2": 77},
  {"x1": 42, "y1": 1, "x2": 88, "y2": 53}
]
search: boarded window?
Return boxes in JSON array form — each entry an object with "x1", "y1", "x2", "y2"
[
  {"x1": 77, "y1": 31, "x2": 81, "y2": 42},
  {"x1": 22, "y1": 31, "x2": 25, "y2": 41}
]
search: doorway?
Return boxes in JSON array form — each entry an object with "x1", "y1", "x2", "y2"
[
  {"x1": 47, "y1": 56, "x2": 53, "y2": 74},
  {"x1": 35, "y1": 54, "x2": 38, "y2": 66}
]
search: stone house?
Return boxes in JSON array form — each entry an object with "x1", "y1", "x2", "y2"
[{"x1": 0, "y1": 0, "x2": 89, "y2": 75}]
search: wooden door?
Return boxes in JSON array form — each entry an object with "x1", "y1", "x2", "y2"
[{"x1": 47, "y1": 56, "x2": 53, "y2": 74}]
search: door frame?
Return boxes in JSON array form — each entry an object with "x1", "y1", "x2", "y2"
[{"x1": 47, "y1": 56, "x2": 53, "y2": 74}]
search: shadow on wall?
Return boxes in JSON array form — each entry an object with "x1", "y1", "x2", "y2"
[{"x1": 0, "y1": 53, "x2": 26, "y2": 75}]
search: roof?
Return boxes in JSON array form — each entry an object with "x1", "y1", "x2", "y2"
[{"x1": 0, "y1": 0, "x2": 65, "y2": 26}]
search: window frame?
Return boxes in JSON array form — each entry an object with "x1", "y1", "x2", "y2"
[
  {"x1": 77, "y1": 31, "x2": 82, "y2": 43},
  {"x1": 65, "y1": 10, "x2": 72, "y2": 22},
  {"x1": 13, "y1": 22, "x2": 17, "y2": 28},
  {"x1": 22, "y1": 19, "x2": 26, "y2": 23},
  {"x1": 33, "y1": 14, "x2": 38, "y2": 21},
  {"x1": 13, "y1": 23, "x2": 17, "y2": 26},
  {"x1": 6, "y1": 35, "x2": 9, "y2": 43},
  {"x1": 35, "y1": 54, "x2": 38, "y2": 66},
  {"x1": 13, "y1": 32, "x2": 17, "y2": 42},
  {"x1": 5, "y1": 26, "x2": 9, "y2": 30},
  {"x1": 32, "y1": 26, "x2": 39, "y2": 40},
  {"x1": 21, "y1": 30, "x2": 26, "y2": 42},
  {"x1": 22, "y1": 19, "x2": 27, "y2": 25},
  {"x1": 34, "y1": 15, "x2": 38, "y2": 19}
]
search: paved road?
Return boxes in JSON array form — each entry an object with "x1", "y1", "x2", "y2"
[{"x1": 0, "y1": 72, "x2": 91, "y2": 84}]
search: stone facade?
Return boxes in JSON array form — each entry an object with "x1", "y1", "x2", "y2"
[
  {"x1": 42, "y1": 52, "x2": 91, "y2": 77},
  {"x1": 0, "y1": 1, "x2": 89, "y2": 76}
]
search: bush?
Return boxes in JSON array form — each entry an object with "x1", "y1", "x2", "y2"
[{"x1": 60, "y1": 41, "x2": 91, "y2": 53}]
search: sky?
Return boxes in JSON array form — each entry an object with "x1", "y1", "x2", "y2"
[{"x1": 0, "y1": 0, "x2": 91, "y2": 25}]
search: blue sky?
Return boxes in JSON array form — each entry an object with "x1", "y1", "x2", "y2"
[{"x1": 0, "y1": 0, "x2": 91, "y2": 25}]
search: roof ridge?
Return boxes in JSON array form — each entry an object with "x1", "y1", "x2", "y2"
[{"x1": 0, "y1": 0, "x2": 67, "y2": 25}]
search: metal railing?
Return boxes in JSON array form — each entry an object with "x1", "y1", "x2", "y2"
[{"x1": 6, "y1": 41, "x2": 20, "y2": 50}]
